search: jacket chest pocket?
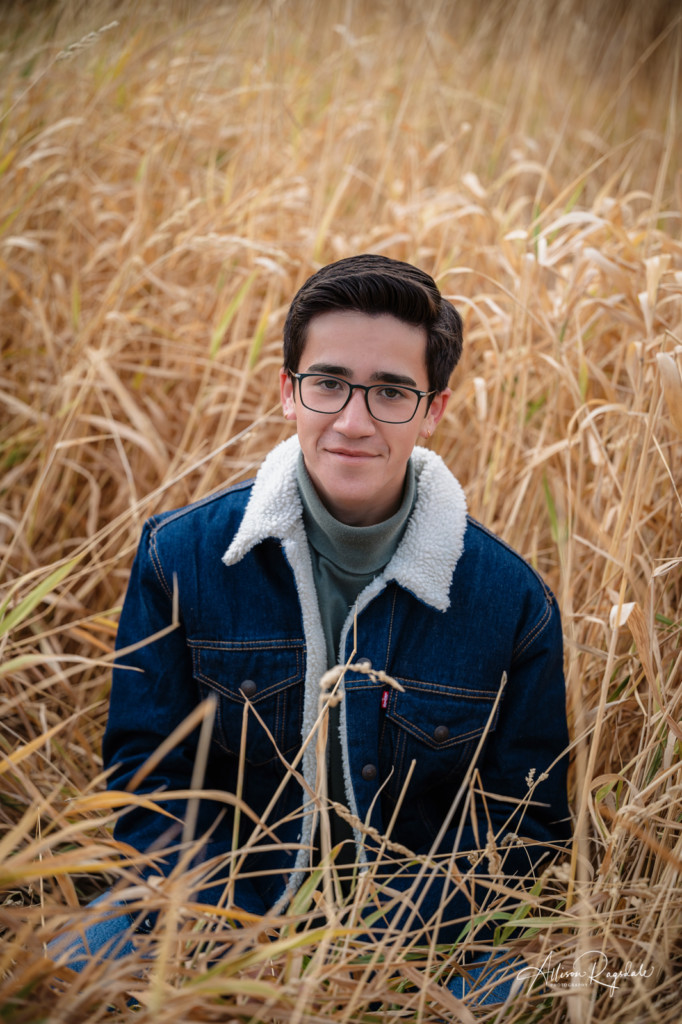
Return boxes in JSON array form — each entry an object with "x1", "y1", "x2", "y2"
[
  {"x1": 379, "y1": 678, "x2": 501, "y2": 799},
  {"x1": 189, "y1": 640, "x2": 305, "y2": 767}
]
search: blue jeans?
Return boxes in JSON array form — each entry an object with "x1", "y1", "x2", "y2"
[
  {"x1": 47, "y1": 893, "x2": 138, "y2": 973},
  {"x1": 447, "y1": 951, "x2": 520, "y2": 1005},
  {"x1": 49, "y1": 898, "x2": 518, "y2": 1008}
]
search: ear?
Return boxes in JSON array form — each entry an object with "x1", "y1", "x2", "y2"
[
  {"x1": 420, "y1": 387, "x2": 451, "y2": 439},
  {"x1": 280, "y1": 368, "x2": 297, "y2": 421}
]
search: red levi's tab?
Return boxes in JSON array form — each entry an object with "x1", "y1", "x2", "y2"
[{"x1": 381, "y1": 688, "x2": 390, "y2": 710}]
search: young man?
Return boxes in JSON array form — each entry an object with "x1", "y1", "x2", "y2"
[{"x1": 54, "y1": 255, "x2": 570, "y2": 1001}]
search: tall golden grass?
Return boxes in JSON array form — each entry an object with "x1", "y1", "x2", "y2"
[{"x1": 1, "y1": 0, "x2": 681, "y2": 1019}]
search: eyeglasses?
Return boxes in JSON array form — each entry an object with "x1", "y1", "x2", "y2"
[{"x1": 290, "y1": 372, "x2": 436, "y2": 424}]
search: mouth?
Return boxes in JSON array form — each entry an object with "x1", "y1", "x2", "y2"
[{"x1": 326, "y1": 447, "x2": 378, "y2": 460}]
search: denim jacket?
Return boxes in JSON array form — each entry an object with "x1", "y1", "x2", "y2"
[{"x1": 105, "y1": 436, "x2": 570, "y2": 941}]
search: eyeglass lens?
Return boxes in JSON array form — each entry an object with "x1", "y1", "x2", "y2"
[{"x1": 299, "y1": 375, "x2": 420, "y2": 423}]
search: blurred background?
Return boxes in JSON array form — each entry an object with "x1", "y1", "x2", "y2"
[{"x1": 1, "y1": 2, "x2": 681, "y2": 1020}]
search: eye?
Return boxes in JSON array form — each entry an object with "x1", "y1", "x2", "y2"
[
  {"x1": 376, "y1": 385, "x2": 412, "y2": 401},
  {"x1": 314, "y1": 376, "x2": 345, "y2": 392}
]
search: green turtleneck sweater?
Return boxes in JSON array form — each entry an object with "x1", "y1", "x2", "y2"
[{"x1": 296, "y1": 454, "x2": 417, "y2": 870}]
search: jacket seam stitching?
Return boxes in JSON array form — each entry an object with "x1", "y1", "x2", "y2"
[
  {"x1": 390, "y1": 715, "x2": 488, "y2": 746},
  {"x1": 149, "y1": 479, "x2": 254, "y2": 537},
  {"x1": 512, "y1": 596, "x2": 553, "y2": 658},
  {"x1": 394, "y1": 677, "x2": 499, "y2": 697},
  {"x1": 148, "y1": 526, "x2": 173, "y2": 602},
  {"x1": 188, "y1": 639, "x2": 305, "y2": 650},
  {"x1": 383, "y1": 587, "x2": 398, "y2": 671},
  {"x1": 466, "y1": 515, "x2": 554, "y2": 600}
]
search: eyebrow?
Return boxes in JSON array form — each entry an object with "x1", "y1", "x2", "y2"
[{"x1": 304, "y1": 363, "x2": 419, "y2": 387}]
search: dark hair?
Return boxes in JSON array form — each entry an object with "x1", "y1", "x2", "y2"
[{"x1": 282, "y1": 254, "x2": 463, "y2": 393}]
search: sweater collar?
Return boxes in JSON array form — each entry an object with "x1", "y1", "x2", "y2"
[
  {"x1": 296, "y1": 452, "x2": 416, "y2": 575},
  {"x1": 222, "y1": 434, "x2": 468, "y2": 611}
]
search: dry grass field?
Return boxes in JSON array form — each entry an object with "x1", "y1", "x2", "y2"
[{"x1": 1, "y1": 0, "x2": 681, "y2": 1020}]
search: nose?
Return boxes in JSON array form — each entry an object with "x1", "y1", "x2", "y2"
[{"x1": 332, "y1": 386, "x2": 375, "y2": 436}]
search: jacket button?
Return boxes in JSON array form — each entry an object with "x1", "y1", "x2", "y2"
[
  {"x1": 356, "y1": 658, "x2": 372, "y2": 669},
  {"x1": 433, "y1": 725, "x2": 450, "y2": 742},
  {"x1": 240, "y1": 679, "x2": 257, "y2": 698},
  {"x1": 361, "y1": 763, "x2": 377, "y2": 781}
]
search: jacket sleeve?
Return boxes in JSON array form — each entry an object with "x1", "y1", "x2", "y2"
[
  {"x1": 368, "y1": 594, "x2": 570, "y2": 946},
  {"x1": 103, "y1": 519, "x2": 268, "y2": 916}
]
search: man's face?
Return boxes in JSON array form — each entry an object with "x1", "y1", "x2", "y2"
[{"x1": 280, "y1": 310, "x2": 450, "y2": 526}]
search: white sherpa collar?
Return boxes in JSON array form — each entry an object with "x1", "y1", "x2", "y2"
[
  {"x1": 223, "y1": 435, "x2": 304, "y2": 564},
  {"x1": 222, "y1": 434, "x2": 467, "y2": 610}
]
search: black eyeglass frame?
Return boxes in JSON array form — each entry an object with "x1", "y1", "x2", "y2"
[{"x1": 289, "y1": 371, "x2": 437, "y2": 424}]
